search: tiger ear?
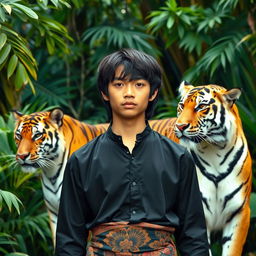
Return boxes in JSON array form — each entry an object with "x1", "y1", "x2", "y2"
[
  {"x1": 50, "y1": 108, "x2": 64, "y2": 127},
  {"x1": 178, "y1": 81, "x2": 194, "y2": 97},
  {"x1": 223, "y1": 88, "x2": 241, "y2": 107},
  {"x1": 12, "y1": 110, "x2": 23, "y2": 120}
]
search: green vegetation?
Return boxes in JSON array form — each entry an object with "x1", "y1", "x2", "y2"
[{"x1": 0, "y1": 0, "x2": 255, "y2": 255}]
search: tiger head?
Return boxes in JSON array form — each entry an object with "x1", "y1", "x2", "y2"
[
  {"x1": 13, "y1": 109, "x2": 65, "y2": 173},
  {"x1": 175, "y1": 81, "x2": 242, "y2": 147}
]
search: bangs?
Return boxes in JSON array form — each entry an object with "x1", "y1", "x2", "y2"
[{"x1": 111, "y1": 60, "x2": 146, "y2": 82}]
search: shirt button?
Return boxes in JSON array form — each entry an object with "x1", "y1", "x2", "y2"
[
  {"x1": 132, "y1": 181, "x2": 136, "y2": 186},
  {"x1": 132, "y1": 210, "x2": 136, "y2": 214}
]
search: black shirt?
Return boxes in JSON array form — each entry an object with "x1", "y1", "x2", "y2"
[{"x1": 55, "y1": 124, "x2": 209, "y2": 256}]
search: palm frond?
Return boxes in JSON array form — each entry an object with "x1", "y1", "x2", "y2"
[
  {"x1": 183, "y1": 33, "x2": 247, "y2": 81},
  {"x1": 0, "y1": 189, "x2": 22, "y2": 214},
  {"x1": 82, "y1": 22, "x2": 159, "y2": 57}
]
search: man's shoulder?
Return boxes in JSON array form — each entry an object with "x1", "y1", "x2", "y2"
[
  {"x1": 72, "y1": 132, "x2": 107, "y2": 159},
  {"x1": 151, "y1": 130, "x2": 187, "y2": 155}
]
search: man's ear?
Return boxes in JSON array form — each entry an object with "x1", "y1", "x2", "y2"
[
  {"x1": 101, "y1": 91, "x2": 109, "y2": 101},
  {"x1": 149, "y1": 89, "x2": 158, "y2": 102}
]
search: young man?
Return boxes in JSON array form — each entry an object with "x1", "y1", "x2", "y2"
[{"x1": 55, "y1": 48, "x2": 209, "y2": 256}]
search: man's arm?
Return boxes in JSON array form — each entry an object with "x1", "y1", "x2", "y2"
[
  {"x1": 55, "y1": 154, "x2": 89, "y2": 256},
  {"x1": 174, "y1": 150, "x2": 210, "y2": 256}
]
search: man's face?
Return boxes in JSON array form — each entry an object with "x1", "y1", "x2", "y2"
[{"x1": 102, "y1": 65, "x2": 157, "y2": 121}]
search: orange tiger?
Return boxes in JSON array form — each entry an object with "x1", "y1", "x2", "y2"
[
  {"x1": 13, "y1": 109, "x2": 108, "y2": 246},
  {"x1": 13, "y1": 109, "x2": 177, "y2": 245},
  {"x1": 175, "y1": 82, "x2": 252, "y2": 256}
]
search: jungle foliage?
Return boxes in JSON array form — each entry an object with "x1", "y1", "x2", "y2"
[{"x1": 0, "y1": 0, "x2": 255, "y2": 255}]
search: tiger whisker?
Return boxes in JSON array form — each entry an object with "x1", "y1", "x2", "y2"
[
  {"x1": 199, "y1": 133, "x2": 216, "y2": 144},
  {"x1": 38, "y1": 158, "x2": 56, "y2": 169},
  {"x1": 37, "y1": 160, "x2": 49, "y2": 169},
  {"x1": 41, "y1": 158, "x2": 57, "y2": 167},
  {"x1": 38, "y1": 161, "x2": 49, "y2": 169},
  {"x1": 197, "y1": 133, "x2": 211, "y2": 144}
]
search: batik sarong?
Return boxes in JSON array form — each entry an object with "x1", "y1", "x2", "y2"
[{"x1": 86, "y1": 221, "x2": 177, "y2": 256}]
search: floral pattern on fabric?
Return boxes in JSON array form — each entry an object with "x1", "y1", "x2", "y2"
[
  {"x1": 86, "y1": 222, "x2": 177, "y2": 256},
  {"x1": 149, "y1": 231, "x2": 173, "y2": 249},
  {"x1": 103, "y1": 227, "x2": 151, "y2": 252}
]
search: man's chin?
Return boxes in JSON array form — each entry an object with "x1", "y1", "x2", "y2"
[{"x1": 118, "y1": 111, "x2": 146, "y2": 120}]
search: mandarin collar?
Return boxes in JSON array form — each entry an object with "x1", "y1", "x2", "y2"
[{"x1": 107, "y1": 121, "x2": 152, "y2": 144}]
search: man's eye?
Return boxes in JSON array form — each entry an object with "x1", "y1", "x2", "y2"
[
  {"x1": 136, "y1": 83, "x2": 144, "y2": 87},
  {"x1": 113, "y1": 83, "x2": 123, "y2": 87}
]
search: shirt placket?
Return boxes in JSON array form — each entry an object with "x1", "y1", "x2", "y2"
[{"x1": 127, "y1": 148, "x2": 141, "y2": 221}]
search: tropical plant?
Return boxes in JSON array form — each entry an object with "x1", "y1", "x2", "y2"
[{"x1": 0, "y1": 0, "x2": 72, "y2": 116}]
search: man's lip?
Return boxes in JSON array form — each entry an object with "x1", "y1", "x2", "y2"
[{"x1": 122, "y1": 102, "x2": 136, "y2": 105}]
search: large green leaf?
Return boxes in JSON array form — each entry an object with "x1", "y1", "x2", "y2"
[
  {"x1": 14, "y1": 62, "x2": 28, "y2": 89},
  {"x1": 16, "y1": 53, "x2": 37, "y2": 79},
  {"x1": 1, "y1": 4, "x2": 11, "y2": 15},
  {"x1": 7, "y1": 54, "x2": 18, "y2": 79},
  {"x1": 0, "y1": 33, "x2": 7, "y2": 50},
  {"x1": 11, "y1": 3, "x2": 38, "y2": 19},
  {"x1": 0, "y1": 43, "x2": 11, "y2": 65},
  {"x1": 0, "y1": 7, "x2": 7, "y2": 22}
]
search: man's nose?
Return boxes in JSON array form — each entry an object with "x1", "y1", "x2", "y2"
[{"x1": 124, "y1": 84, "x2": 134, "y2": 97}]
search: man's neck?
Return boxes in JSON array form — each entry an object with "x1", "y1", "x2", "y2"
[{"x1": 111, "y1": 116, "x2": 147, "y2": 153}]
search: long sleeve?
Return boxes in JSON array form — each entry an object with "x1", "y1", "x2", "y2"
[
  {"x1": 55, "y1": 154, "x2": 90, "y2": 256},
  {"x1": 174, "y1": 150, "x2": 209, "y2": 256}
]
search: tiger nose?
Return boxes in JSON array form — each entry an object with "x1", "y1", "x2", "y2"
[
  {"x1": 16, "y1": 153, "x2": 30, "y2": 160},
  {"x1": 176, "y1": 123, "x2": 189, "y2": 132}
]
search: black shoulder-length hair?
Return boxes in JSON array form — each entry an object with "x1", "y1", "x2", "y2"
[{"x1": 97, "y1": 48, "x2": 162, "y2": 120}]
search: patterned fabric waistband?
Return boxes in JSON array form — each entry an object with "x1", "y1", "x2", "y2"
[{"x1": 87, "y1": 222, "x2": 176, "y2": 256}]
